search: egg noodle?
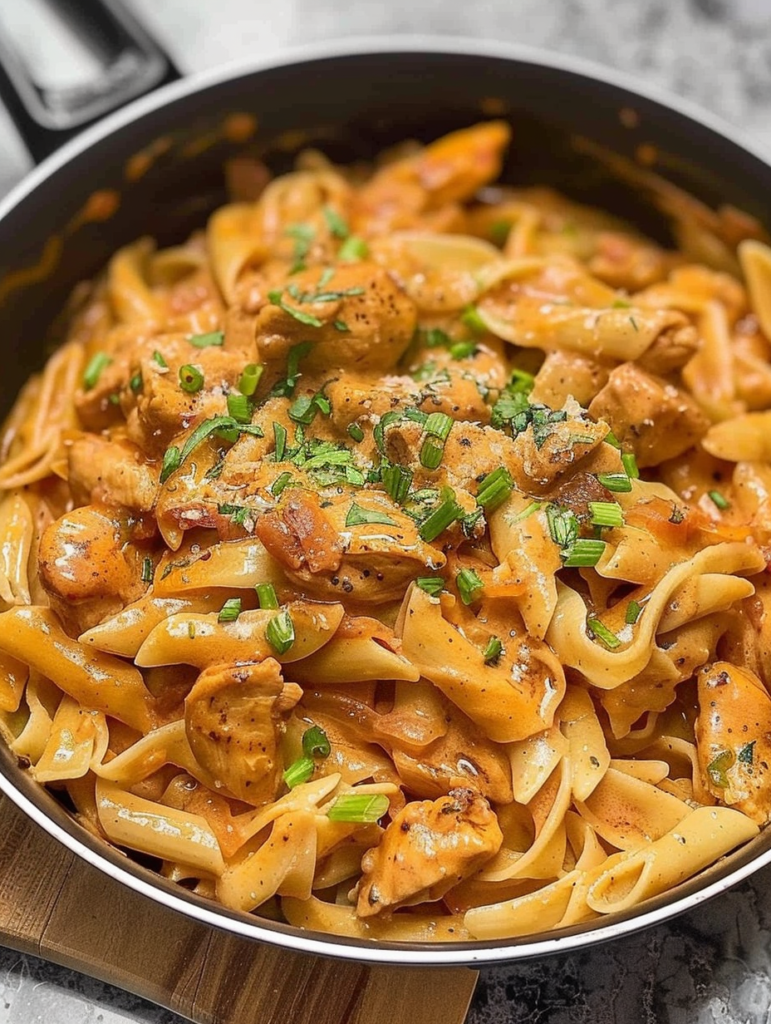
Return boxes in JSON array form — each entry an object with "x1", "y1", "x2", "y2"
[{"x1": 2, "y1": 122, "x2": 771, "y2": 941}]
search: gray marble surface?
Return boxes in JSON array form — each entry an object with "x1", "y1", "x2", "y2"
[{"x1": 1, "y1": 0, "x2": 771, "y2": 1021}]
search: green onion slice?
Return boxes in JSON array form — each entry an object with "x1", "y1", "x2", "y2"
[
  {"x1": 283, "y1": 756, "x2": 314, "y2": 788},
  {"x1": 416, "y1": 576, "x2": 444, "y2": 597},
  {"x1": 255, "y1": 582, "x2": 279, "y2": 610},
  {"x1": 338, "y1": 235, "x2": 368, "y2": 262},
  {"x1": 456, "y1": 567, "x2": 484, "y2": 605},
  {"x1": 302, "y1": 725, "x2": 331, "y2": 759},
  {"x1": 189, "y1": 331, "x2": 224, "y2": 348},
  {"x1": 597, "y1": 473, "x2": 633, "y2": 493},
  {"x1": 477, "y1": 467, "x2": 514, "y2": 511},
  {"x1": 238, "y1": 363, "x2": 263, "y2": 396},
  {"x1": 179, "y1": 364, "x2": 204, "y2": 393},
  {"x1": 83, "y1": 352, "x2": 112, "y2": 390},
  {"x1": 326, "y1": 793, "x2": 390, "y2": 823},
  {"x1": 588, "y1": 501, "x2": 624, "y2": 528},
  {"x1": 625, "y1": 600, "x2": 642, "y2": 625},
  {"x1": 483, "y1": 636, "x2": 503, "y2": 664},
  {"x1": 587, "y1": 616, "x2": 621, "y2": 649},
  {"x1": 218, "y1": 597, "x2": 242, "y2": 623},
  {"x1": 266, "y1": 608, "x2": 295, "y2": 655},
  {"x1": 708, "y1": 489, "x2": 731, "y2": 511},
  {"x1": 418, "y1": 494, "x2": 463, "y2": 542},
  {"x1": 563, "y1": 539, "x2": 606, "y2": 567}
]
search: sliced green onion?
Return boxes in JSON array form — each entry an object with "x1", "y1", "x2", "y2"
[
  {"x1": 382, "y1": 464, "x2": 412, "y2": 504},
  {"x1": 547, "y1": 505, "x2": 579, "y2": 549},
  {"x1": 563, "y1": 539, "x2": 606, "y2": 567},
  {"x1": 108, "y1": 392, "x2": 121, "y2": 406},
  {"x1": 141, "y1": 557, "x2": 154, "y2": 584},
  {"x1": 266, "y1": 608, "x2": 295, "y2": 654},
  {"x1": 708, "y1": 489, "x2": 731, "y2": 511},
  {"x1": 424, "y1": 328, "x2": 451, "y2": 349},
  {"x1": 621, "y1": 452, "x2": 639, "y2": 479},
  {"x1": 509, "y1": 368, "x2": 535, "y2": 392},
  {"x1": 283, "y1": 756, "x2": 314, "y2": 788},
  {"x1": 483, "y1": 636, "x2": 503, "y2": 664},
  {"x1": 338, "y1": 235, "x2": 368, "y2": 261},
  {"x1": 419, "y1": 439, "x2": 445, "y2": 470},
  {"x1": 218, "y1": 597, "x2": 242, "y2": 623},
  {"x1": 189, "y1": 331, "x2": 224, "y2": 348},
  {"x1": 288, "y1": 394, "x2": 316, "y2": 424},
  {"x1": 346, "y1": 503, "x2": 396, "y2": 527},
  {"x1": 160, "y1": 446, "x2": 181, "y2": 483},
  {"x1": 326, "y1": 793, "x2": 390, "y2": 823},
  {"x1": 424, "y1": 412, "x2": 453, "y2": 441},
  {"x1": 597, "y1": 473, "x2": 633, "y2": 493},
  {"x1": 706, "y1": 749, "x2": 733, "y2": 789},
  {"x1": 456, "y1": 567, "x2": 484, "y2": 605},
  {"x1": 461, "y1": 305, "x2": 487, "y2": 333},
  {"x1": 152, "y1": 350, "x2": 168, "y2": 369},
  {"x1": 129, "y1": 372, "x2": 143, "y2": 393},
  {"x1": 273, "y1": 422, "x2": 288, "y2": 462},
  {"x1": 418, "y1": 495, "x2": 463, "y2": 542},
  {"x1": 476, "y1": 467, "x2": 514, "y2": 512},
  {"x1": 255, "y1": 582, "x2": 279, "y2": 610},
  {"x1": 604, "y1": 430, "x2": 621, "y2": 448},
  {"x1": 271, "y1": 471, "x2": 293, "y2": 496},
  {"x1": 313, "y1": 392, "x2": 331, "y2": 416},
  {"x1": 625, "y1": 600, "x2": 642, "y2": 625},
  {"x1": 217, "y1": 503, "x2": 253, "y2": 528},
  {"x1": 179, "y1": 364, "x2": 204, "y2": 393},
  {"x1": 227, "y1": 392, "x2": 253, "y2": 424},
  {"x1": 83, "y1": 352, "x2": 112, "y2": 390},
  {"x1": 238, "y1": 363, "x2": 263, "y2": 396},
  {"x1": 333, "y1": 319, "x2": 350, "y2": 332},
  {"x1": 450, "y1": 340, "x2": 477, "y2": 360},
  {"x1": 587, "y1": 616, "x2": 621, "y2": 649},
  {"x1": 347, "y1": 422, "x2": 364, "y2": 443},
  {"x1": 268, "y1": 289, "x2": 323, "y2": 328},
  {"x1": 324, "y1": 206, "x2": 349, "y2": 239},
  {"x1": 588, "y1": 501, "x2": 624, "y2": 528},
  {"x1": 416, "y1": 576, "x2": 444, "y2": 597},
  {"x1": 302, "y1": 725, "x2": 331, "y2": 759}
]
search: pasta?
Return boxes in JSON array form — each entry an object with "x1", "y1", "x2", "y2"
[{"x1": 3, "y1": 119, "x2": 771, "y2": 943}]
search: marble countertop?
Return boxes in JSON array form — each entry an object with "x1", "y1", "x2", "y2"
[{"x1": 1, "y1": 0, "x2": 771, "y2": 1021}]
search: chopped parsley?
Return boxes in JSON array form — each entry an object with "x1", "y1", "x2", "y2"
[{"x1": 345, "y1": 503, "x2": 396, "y2": 528}]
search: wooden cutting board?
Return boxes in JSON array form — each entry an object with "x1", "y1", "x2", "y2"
[{"x1": 0, "y1": 793, "x2": 478, "y2": 1024}]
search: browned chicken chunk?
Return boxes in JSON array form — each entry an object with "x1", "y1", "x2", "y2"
[
  {"x1": 355, "y1": 788, "x2": 503, "y2": 917},
  {"x1": 68, "y1": 435, "x2": 159, "y2": 512}
]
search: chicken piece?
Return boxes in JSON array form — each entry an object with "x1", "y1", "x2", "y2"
[
  {"x1": 38, "y1": 503, "x2": 147, "y2": 633},
  {"x1": 253, "y1": 263, "x2": 416, "y2": 374},
  {"x1": 391, "y1": 705, "x2": 513, "y2": 804},
  {"x1": 636, "y1": 323, "x2": 699, "y2": 375},
  {"x1": 356, "y1": 788, "x2": 503, "y2": 917},
  {"x1": 530, "y1": 350, "x2": 611, "y2": 408},
  {"x1": 185, "y1": 658, "x2": 302, "y2": 806},
  {"x1": 695, "y1": 661, "x2": 771, "y2": 825},
  {"x1": 352, "y1": 121, "x2": 511, "y2": 233},
  {"x1": 588, "y1": 363, "x2": 710, "y2": 468},
  {"x1": 256, "y1": 489, "x2": 445, "y2": 603},
  {"x1": 68, "y1": 435, "x2": 159, "y2": 512}
]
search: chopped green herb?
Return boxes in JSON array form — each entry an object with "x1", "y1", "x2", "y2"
[
  {"x1": 346, "y1": 503, "x2": 396, "y2": 528},
  {"x1": 738, "y1": 741, "x2": 756, "y2": 765},
  {"x1": 476, "y1": 467, "x2": 514, "y2": 512},
  {"x1": 345, "y1": 465, "x2": 365, "y2": 486},
  {"x1": 238, "y1": 363, "x2": 263, "y2": 397},
  {"x1": 255, "y1": 582, "x2": 279, "y2": 610},
  {"x1": 175, "y1": 416, "x2": 263, "y2": 473},
  {"x1": 449, "y1": 340, "x2": 477, "y2": 360},
  {"x1": 324, "y1": 206, "x2": 349, "y2": 239},
  {"x1": 141, "y1": 557, "x2": 154, "y2": 584},
  {"x1": 266, "y1": 608, "x2": 295, "y2": 655},
  {"x1": 563, "y1": 538, "x2": 606, "y2": 567},
  {"x1": 108, "y1": 392, "x2": 121, "y2": 406},
  {"x1": 338, "y1": 235, "x2": 368, "y2": 262},
  {"x1": 513, "y1": 500, "x2": 543, "y2": 523},
  {"x1": 611, "y1": 298, "x2": 631, "y2": 309},
  {"x1": 129, "y1": 372, "x2": 143, "y2": 393},
  {"x1": 483, "y1": 636, "x2": 503, "y2": 664},
  {"x1": 456, "y1": 567, "x2": 484, "y2": 605},
  {"x1": 217, "y1": 503, "x2": 254, "y2": 529},
  {"x1": 179, "y1": 364, "x2": 204, "y2": 393},
  {"x1": 587, "y1": 617, "x2": 621, "y2": 649},
  {"x1": 625, "y1": 600, "x2": 643, "y2": 625},
  {"x1": 283, "y1": 756, "x2": 315, "y2": 788},
  {"x1": 218, "y1": 598, "x2": 242, "y2": 623},
  {"x1": 416, "y1": 576, "x2": 444, "y2": 597},
  {"x1": 588, "y1": 501, "x2": 624, "y2": 528},
  {"x1": 347, "y1": 422, "x2": 364, "y2": 443},
  {"x1": 547, "y1": 505, "x2": 579, "y2": 550},
  {"x1": 490, "y1": 219, "x2": 512, "y2": 245},
  {"x1": 424, "y1": 328, "x2": 452, "y2": 349},
  {"x1": 285, "y1": 223, "x2": 315, "y2": 273},
  {"x1": 302, "y1": 725, "x2": 331, "y2": 759},
  {"x1": 382, "y1": 463, "x2": 413, "y2": 504},
  {"x1": 604, "y1": 430, "x2": 621, "y2": 449},
  {"x1": 268, "y1": 289, "x2": 323, "y2": 328},
  {"x1": 273, "y1": 422, "x2": 288, "y2": 462},
  {"x1": 461, "y1": 305, "x2": 487, "y2": 333},
  {"x1": 160, "y1": 446, "x2": 181, "y2": 483},
  {"x1": 420, "y1": 438, "x2": 445, "y2": 470},
  {"x1": 271, "y1": 471, "x2": 293, "y2": 497},
  {"x1": 83, "y1": 352, "x2": 112, "y2": 390},
  {"x1": 185, "y1": 332, "x2": 222, "y2": 357},
  {"x1": 326, "y1": 793, "x2": 390, "y2": 823},
  {"x1": 597, "y1": 472, "x2": 633, "y2": 493},
  {"x1": 333, "y1": 319, "x2": 350, "y2": 332},
  {"x1": 152, "y1": 350, "x2": 168, "y2": 369},
  {"x1": 621, "y1": 452, "x2": 639, "y2": 479},
  {"x1": 708, "y1": 489, "x2": 731, "y2": 511},
  {"x1": 706, "y1": 749, "x2": 734, "y2": 788}
]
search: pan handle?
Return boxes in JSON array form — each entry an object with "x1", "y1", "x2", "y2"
[{"x1": 0, "y1": 0, "x2": 180, "y2": 164}]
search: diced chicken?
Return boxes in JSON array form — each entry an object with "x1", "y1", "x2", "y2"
[
  {"x1": 356, "y1": 788, "x2": 502, "y2": 917},
  {"x1": 696, "y1": 662, "x2": 771, "y2": 825},
  {"x1": 253, "y1": 263, "x2": 417, "y2": 374},
  {"x1": 68, "y1": 435, "x2": 159, "y2": 512},
  {"x1": 589, "y1": 363, "x2": 710, "y2": 467},
  {"x1": 185, "y1": 658, "x2": 302, "y2": 806},
  {"x1": 38, "y1": 503, "x2": 146, "y2": 632}
]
